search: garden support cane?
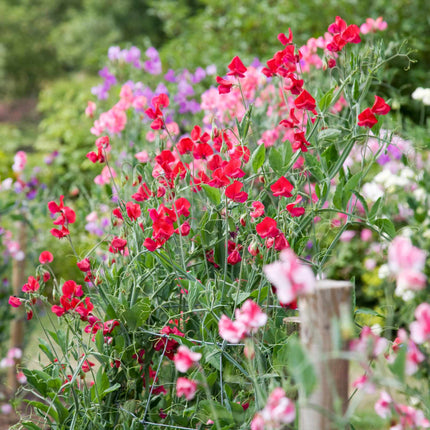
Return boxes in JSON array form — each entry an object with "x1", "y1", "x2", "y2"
[{"x1": 299, "y1": 280, "x2": 352, "y2": 430}]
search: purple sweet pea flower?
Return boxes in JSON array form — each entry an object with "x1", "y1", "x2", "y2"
[
  {"x1": 108, "y1": 46, "x2": 121, "y2": 61},
  {"x1": 206, "y1": 64, "x2": 217, "y2": 75},
  {"x1": 191, "y1": 67, "x2": 206, "y2": 83},
  {"x1": 164, "y1": 69, "x2": 177, "y2": 83}
]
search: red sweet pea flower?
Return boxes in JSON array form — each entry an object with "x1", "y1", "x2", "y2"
[
  {"x1": 50, "y1": 225, "x2": 70, "y2": 238},
  {"x1": 145, "y1": 94, "x2": 169, "y2": 130},
  {"x1": 277, "y1": 28, "x2": 293, "y2": 45},
  {"x1": 22, "y1": 276, "x2": 40, "y2": 293},
  {"x1": 132, "y1": 183, "x2": 153, "y2": 202},
  {"x1": 227, "y1": 56, "x2": 247, "y2": 78},
  {"x1": 271, "y1": 177, "x2": 294, "y2": 198},
  {"x1": 223, "y1": 158, "x2": 245, "y2": 178},
  {"x1": 174, "y1": 198, "x2": 191, "y2": 217},
  {"x1": 208, "y1": 168, "x2": 230, "y2": 188},
  {"x1": 341, "y1": 24, "x2": 361, "y2": 44},
  {"x1": 250, "y1": 201, "x2": 265, "y2": 218},
  {"x1": 39, "y1": 251, "x2": 53, "y2": 264},
  {"x1": 370, "y1": 96, "x2": 391, "y2": 115},
  {"x1": 291, "y1": 131, "x2": 311, "y2": 152},
  {"x1": 256, "y1": 217, "x2": 279, "y2": 238},
  {"x1": 328, "y1": 16, "x2": 347, "y2": 34},
  {"x1": 126, "y1": 201, "x2": 141, "y2": 220},
  {"x1": 77, "y1": 258, "x2": 91, "y2": 272},
  {"x1": 48, "y1": 196, "x2": 76, "y2": 225},
  {"x1": 9, "y1": 296, "x2": 22, "y2": 308},
  {"x1": 216, "y1": 76, "x2": 233, "y2": 94},
  {"x1": 225, "y1": 181, "x2": 248, "y2": 203},
  {"x1": 294, "y1": 89, "x2": 316, "y2": 112},
  {"x1": 286, "y1": 195, "x2": 305, "y2": 217},
  {"x1": 358, "y1": 108, "x2": 378, "y2": 128},
  {"x1": 177, "y1": 137, "x2": 194, "y2": 155},
  {"x1": 62, "y1": 280, "x2": 83, "y2": 298},
  {"x1": 110, "y1": 237, "x2": 128, "y2": 253},
  {"x1": 284, "y1": 73, "x2": 304, "y2": 95},
  {"x1": 193, "y1": 143, "x2": 213, "y2": 160}
]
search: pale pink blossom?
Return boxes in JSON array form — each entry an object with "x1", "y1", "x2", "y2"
[
  {"x1": 218, "y1": 315, "x2": 246, "y2": 344},
  {"x1": 12, "y1": 151, "x2": 27, "y2": 173},
  {"x1": 410, "y1": 303, "x2": 430, "y2": 344},
  {"x1": 176, "y1": 377, "x2": 197, "y2": 401},
  {"x1": 350, "y1": 326, "x2": 388, "y2": 359},
  {"x1": 235, "y1": 300, "x2": 267, "y2": 333},
  {"x1": 388, "y1": 237, "x2": 426, "y2": 275},
  {"x1": 252, "y1": 387, "x2": 295, "y2": 428},
  {"x1": 85, "y1": 101, "x2": 96, "y2": 117},
  {"x1": 352, "y1": 374, "x2": 375, "y2": 393},
  {"x1": 360, "y1": 17, "x2": 387, "y2": 34},
  {"x1": 135, "y1": 150, "x2": 150, "y2": 163},
  {"x1": 375, "y1": 391, "x2": 392, "y2": 419},
  {"x1": 173, "y1": 346, "x2": 201, "y2": 373},
  {"x1": 263, "y1": 248, "x2": 315, "y2": 305}
]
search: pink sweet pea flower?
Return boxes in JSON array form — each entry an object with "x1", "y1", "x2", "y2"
[
  {"x1": 176, "y1": 377, "x2": 197, "y2": 401},
  {"x1": 263, "y1": 248, "x2": 315, "y2": 306},
  {"x1": 253, "y1": 387, "x2": 295, "y2": 427},
  {"x1": 218, "y1": 315, "x2": 246, "y2": 343},
  {"x1": 410, "y1": 303, "x2": 430, "y2": 344},
  {"x1": 8, "y1": 296, "x2": 22, "y2": 308},
  {"x1": 375, "y1": 391, "x2": 392, "y2": 419},
  {"x1": 235, "y1": 300, "x2": 267, "y2": 333},
  {"x1": 173, "y1": 346, "x2": 202, "y2": 373}
]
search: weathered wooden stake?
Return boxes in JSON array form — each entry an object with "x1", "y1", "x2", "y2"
[
  {"x1": 299, "y1": 279, "x2": 352, "y2": 430},
  {"x1": 7, "y1": 221, "x2": 27, "y2": 393}
]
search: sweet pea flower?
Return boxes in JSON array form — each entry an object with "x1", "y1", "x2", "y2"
[
  {"x1": 235, "y1": 300, "x2": 267, "y2": 333},
  {"x1": 410, "y1": 303, "x2": 430, "y2": 344},
  {"x1": 173, "y1": 346, "x2": 202, "y2": 373},
  {"x1": 39, "y1": 251, "x2": 54, "y2": 264},
  {"x1": 218, "y1": 315, "x2": 246, "y2": 343},
  {"x1": 263, "y1": 248, "x2": 315, "y2": 306},
  {"x1": 176, "y1": 377, "x2": 197, "y2": 400}
]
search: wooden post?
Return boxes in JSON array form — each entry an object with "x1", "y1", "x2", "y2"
[
  {"x1": 7, "y1": 221, "x2": 27, "y2": 393},
  {"x1": 299, "y1": 280, "x2": 352, "y2": 430}
]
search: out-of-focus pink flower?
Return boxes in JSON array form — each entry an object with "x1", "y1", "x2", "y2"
[
  {"x1": 173, "y1": 346, "x2": 201, "y2": 373},
  {"x1": 388, "y1": 237, "x2": 426, "y2": 274},
  {"x1": 218, "y1": 315, "x2": 246, "y2": 343},
  {"x1": 375, "y1": 391, "x2": 392, "y2": 419},
  {"x1": 235, "y1": 300, "x2": 267, "y2": 333},
  {"x1": 85, "y1": 101, "x2": 96, "y2": 118},
  {"x1": 252, "y1": 387, "x2": 295, "y2": 428},
  {"x1": 176, "y1": 377, "x2": 197, "y2": 400},
  {"x1": 135, "y1": 151, "x2": 150, "y2": 163},
  {"x1": 350, "y1": 326, "x2": 388, "y2": 359},
  {"x1": 360, "y1": 17, "x2": 387, "y2": 34},
  {"x1": 263, "y1": 248, "x2": 315, "y2": 305},
  {"x1": 410, "y1": 303, "x2": 430, "y2": 344},
  {"x1": 12, "y1": 151, "x2": 27, "y2": 173},
  {"x1": 8, "y1": 296, "x2": 22, "y2": 308}
]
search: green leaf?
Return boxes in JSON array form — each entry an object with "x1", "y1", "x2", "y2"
[
  {"x1": 269, "y1": 148, "x2": 283, "y2": 175},
  {"x1": 201, "y1": 184, "x2": 221, "y2": 206},
  {"x1": 24, "y1": 400, "x2": 58, "y2": 422},
  {"x1": 344, "y1": 172, "x2": 361, "y2": 192},
  {"x1": 374, "y1": 218, "x2": 396, "y2": 238},
  {"x1": 319, "y1": 128, "x2": 342, "y2": 141},
  {"x1": 368, "y1": 197, "x2": 382, "y2": 221},
  {"x1": 188, "y1": 281, "x2": 203, "y2": 309},
  {"x1": 102, "y1": 382, "x2": 121, "y2": 395},
  {"x1": 333, "y1": 183, "x2": 344, "y2": 210},
  {"x1": 304, "y1": 153, "x2": 324, "y2": 182},
  {"x1": 38, "y1": 338, "x2": 55, "y2": 362},
  {"x1": 122, "y1": 297, "x2": 151, "y2": 330},
  {"x1": 354, "y1": 308, "x2": 384, "y2": 318},
  {"x1": 389, "y1": 346, "x2": 406, "y2": 382},
  {"x1": 22, "y1": 422, "x2": 43, "y2": 430},
  {"x1": 287, "y1": 337, "x2": 316, "y2": 397},
  {"x1": 251, "y1": 143, "x2": 266, "y2": 173},
  {"x1": 318, "y1": 87, "x2": 335, "y2": 111}
]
